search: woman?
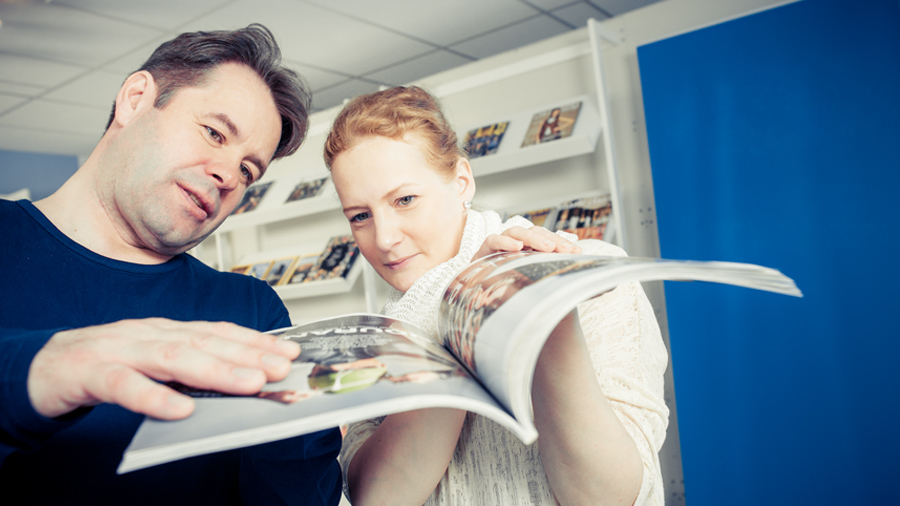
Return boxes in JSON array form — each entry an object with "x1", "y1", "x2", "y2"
[
  {"x1": 324, "y1": 86, "x2": 669, "y2": 506},
  {"x1": 538, "y1": 107, "x2": 563, "y2": 143}
]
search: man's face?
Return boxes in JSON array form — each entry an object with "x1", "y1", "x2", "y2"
[{"x1": 106, "y1": 62, "x2": 281, "y2": 256}]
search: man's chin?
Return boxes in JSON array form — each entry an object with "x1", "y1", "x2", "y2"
[{"x1": 152, "y1": 230, "x2": 210, "y2": 257}]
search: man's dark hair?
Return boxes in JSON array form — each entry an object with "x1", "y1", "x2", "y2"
[{"x1": 105, "y1": 23, "x2": 310, "y2": 160}]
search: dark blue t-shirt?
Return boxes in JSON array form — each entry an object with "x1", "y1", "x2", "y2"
[{"x1": 0, "y1": 199, "x2": 341, "y2": 505}]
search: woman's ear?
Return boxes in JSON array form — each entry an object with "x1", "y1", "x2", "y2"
[
  {"x1": 112, "y1": 71, "x2": 157, "y2": 128},
  {"x1": 455, "y1": 157, "x2": 476, "y2": 202}
]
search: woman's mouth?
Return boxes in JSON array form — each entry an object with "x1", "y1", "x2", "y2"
[{"x1": 385, "y1": 255, "x2": 416, "y2": 270}]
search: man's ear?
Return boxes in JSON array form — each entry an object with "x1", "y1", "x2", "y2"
[
  {"x1": 113, "y1": 71, "x2": 157, "y2": 128},
  {"x1": 455, "y1": 157, "x2": 476, "y2": 202}
]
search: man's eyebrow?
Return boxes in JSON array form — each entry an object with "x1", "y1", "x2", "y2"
[
  {"x1": 211, "y1": 112, "x2": 269, "y2": 173},
  {"x1": 212, "y1": 112, "x2": 240, "y2": 138}
]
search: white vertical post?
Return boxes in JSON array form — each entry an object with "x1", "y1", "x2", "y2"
[{"x1": 587, "y1": 18, "x2": 628, "y2": 250}]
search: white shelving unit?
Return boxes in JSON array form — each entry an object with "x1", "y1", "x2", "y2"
[
  {"x1": 215, "y1": 178, "x2": 339, "y2": 235},
  {"x1": 193, "y1": 19, "x2": 625, "y2": 322},
  {"x1": 273, "y1": 258, "x2": 363, "y2": 300}
]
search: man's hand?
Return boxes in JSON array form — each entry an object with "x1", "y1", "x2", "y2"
[
  {"x1": 472, "y1": 225, "x2": 581, "y2": 261},
  {"x1": 27, "y1": 318, "x2": 300, "y2": 420}
]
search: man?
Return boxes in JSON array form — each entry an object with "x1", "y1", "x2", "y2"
[{"x1": 0, "y1": 24, "x2": 341, "y2": 505}]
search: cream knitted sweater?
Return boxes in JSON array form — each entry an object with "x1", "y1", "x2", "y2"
[{"x1": 340, "y1": 210, "x2": 669, "y2": 505}]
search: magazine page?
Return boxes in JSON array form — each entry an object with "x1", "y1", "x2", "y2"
[
  {"x1": 438, "y1": 252, "x2": 802, "y2": 423},
  {"x1": 118, "y1": 314, "x2": 528, "y2": 474}
]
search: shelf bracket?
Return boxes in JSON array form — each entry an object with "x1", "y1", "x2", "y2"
[{"x1": 589, "y1": 17, "x2": 623, "y2": 45}]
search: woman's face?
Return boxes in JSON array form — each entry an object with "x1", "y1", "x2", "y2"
[{"x1": 331, "y1": 135, "x2": 474, "y2": 293}]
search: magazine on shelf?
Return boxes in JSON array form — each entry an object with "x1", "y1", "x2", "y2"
[
  {"x1": 264, "y1": 256, "x2": 297, "y2": 287},
  {"x1": 521, "y1": 101, "x2": 583, "y2": 148},
  {"x1": 118, "y1": 250, "x2": 802, "y2": 473},
  {"x1": 283, "y1": 252, "x2": 323, "y2": 285},
  {"x1": 462, "y1": 121, "x2": 509, "y2": 159},
  {"x1": 509, "y1": 194, "x2": 613, "y2": 241},
  {"x1": 285, "y1": 176, "x2": 328, "y2": 203},
  {"x1": 230, "y1": 182, "x2": 272, "y2": 215},
  {"x1": 303, "y1": 235, "x2": 360, "y2": 282},
  {"x1": 517, "y1": 206, "x2": 556, "y2": 228},
  {"x1": 244, "y1": 260, "x2": 273, "y2": 280},
  {"x1": 229, "y1": 264, "x2": 250, "y2": 275},
  {"x1": 549, "y1": 195, "x2": 613, "y2": 241}
]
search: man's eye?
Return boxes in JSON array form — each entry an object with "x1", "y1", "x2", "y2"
[
  {"x1": 240, "y1": 164, "x2": 254, "y2": 183},
  {"x1": 350, "y1": 212, "x2": 370, "y2": 223},
  {"x1": 206, "y1": 126, "x2": 223, "y2": 143},
  {"x1": 398, "y1": 195, "x2": 416, "y2": 206}
]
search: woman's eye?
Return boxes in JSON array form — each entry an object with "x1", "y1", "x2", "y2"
[
  {"x1": 398, "y1": 195, "x2": 416, "y2": 206},
  {"x1": 206, "y1": 126, "x2": 223, "y2": 143},
  {"x1": 350, "y1": 212, "x2": 370, "y2": 223}
]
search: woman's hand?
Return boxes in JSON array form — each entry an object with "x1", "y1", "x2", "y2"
[{"x1": 473, "y1": 226, "x2": 581, "y2": 261}]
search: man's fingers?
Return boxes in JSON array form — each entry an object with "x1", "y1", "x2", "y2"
[
  {"x1": 145, "y1": 331, "x2": 295, "y2": 383},
  {"x1": 153, "y1": 319, "x2": 301, "y2": 359},
  {"x1": 27, "y1": 319, "x2": 300, "y2": 419},
  {"x1": 114, "y1": 319, "x2": 298, "y2": 383},
  {"x1": 87, "y1": 363, "x2": 196, "y2": 420}
]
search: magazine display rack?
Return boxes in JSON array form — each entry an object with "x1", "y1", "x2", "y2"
[
  {"x1": 199, "y1": 174, "x2": 367, "y2": 303},
  {"x1": 461, "y1": 94, "x2": 603, "y2": 178},
  {"x1": 216, "y1": 175, "x2": 337, "y2": 234},
  {"x1": 195, "y1": 19, "x2": 625, "y2": 315}
]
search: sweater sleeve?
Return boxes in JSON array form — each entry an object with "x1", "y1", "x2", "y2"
[
  {"x1": 338, "y1": 416, "x2": 386, "y2": 501},
  {"x1": 0, "y1": 328, "x2": 91, "y2": 465},
  {"x1": 575, "y1": 240, "x2": 670, "y2": 506}
]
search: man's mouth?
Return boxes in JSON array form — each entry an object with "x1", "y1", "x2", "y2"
[{"x1": 182, "y1": 187, "x2": 213, "y2": 219}]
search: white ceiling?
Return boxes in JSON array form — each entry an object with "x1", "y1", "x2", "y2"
[{"x1": 0, "y1": 0, "x2": 661, "y2": 159}]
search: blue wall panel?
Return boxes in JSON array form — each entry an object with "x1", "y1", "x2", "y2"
[
  {"x1": 0, "y1": 150, "x2": 78, "y2": 201},
  {"x1": 638, "y1": 0, "x2": 899, "y2": 504}
]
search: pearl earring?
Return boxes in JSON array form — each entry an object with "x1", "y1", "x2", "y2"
[{"x1": 463, "y1": 200, "x2": 472, "y2": 212}]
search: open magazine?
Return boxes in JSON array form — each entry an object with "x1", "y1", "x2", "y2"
[{"x1": 118, "y1": 251, "x2": 802, "y2": 473}]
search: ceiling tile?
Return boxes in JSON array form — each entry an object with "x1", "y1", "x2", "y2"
[
  {"x1": 0, "y1": 54, "x2": 86, "y2": 89},
  {"x1": 42, "y1": 70, "x2": 124, "y2": 108},
  {"x1": 310, "y1": 79, "x2": 381, "y2": 112},
  {"x1": 284, "y1": 60, "x2": 350, "y2": 93},
  {"x1": 0, "y1": 0, "x2": 662, "y2": 158},
  {"x1": 551, "y1": 2, "x2": 611, "y2": 27},
  {"x1": 178, "y1": 0, "x2": 434, "y2": 76},
  {"x1": 99, "y1": 33, "x2": 175, "y2": 75},
  {"x1": 0, "y1": 99, "x2": 109, "y2": 138},
  {"x1": 521, "y1": 0, "x2": 584, "y2": 12},
  {"x1": 0, "y1": 124, "x2": 98, "y2": 157},
  {"x1": 0, "y1": 94, "x2": 28, "y2": 115},
  {"x1": 305, "y1": 0, "x2": 539, "y2": 47},
  {"x1": 53, "y1": 0, "x2": 235, "y2": 31},
  {"x1": 363, "y1": 50, "x2": 474, "y2": 87},
  {"x1": 450, "y1": 15, "x2": 570, "y2": 59},
  {"x1": 588, "y1": 0, "x2": 660, "y2": 16},
  {"x1": 0, "y1": 2, "x2": 165, "y2": 67},
  {"x1": 0, "y1": 82, "x2": 46, "y2": 98}
]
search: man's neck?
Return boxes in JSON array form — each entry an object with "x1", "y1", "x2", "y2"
[{"x1": 34, "y1": 177, "x2": 174, "y2": 265}]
